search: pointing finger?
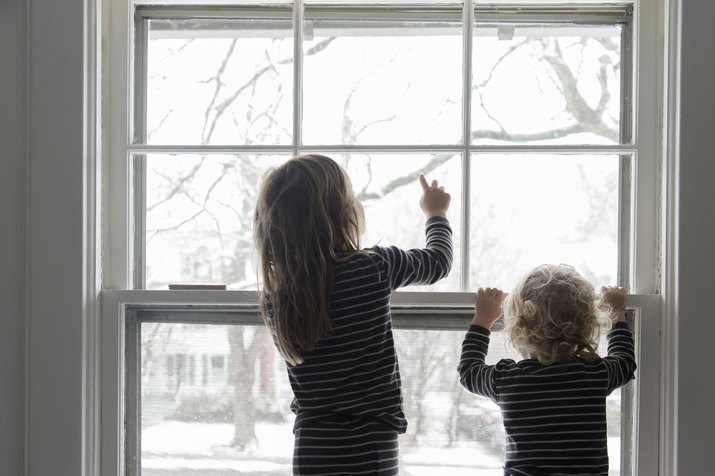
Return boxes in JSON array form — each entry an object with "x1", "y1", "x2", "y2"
[{"x1": 419, "y1": 174, "x2": 430, "y2": 192}]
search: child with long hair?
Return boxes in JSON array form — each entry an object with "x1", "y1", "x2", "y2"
[
  {"x1": 254, "y1": 154, "x2": 452, "y2": 475},
  {"x1": 458, "y1": 264, "x2": 636, "y2": 476}
]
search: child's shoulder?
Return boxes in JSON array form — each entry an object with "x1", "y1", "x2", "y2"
[
  {"x1": 493, "y1": 358, "x2": 521, "y2": 372},
  {"x1": 333, "y1": 249, "x2": 387, "y2": 273},
  {"x1": 363, "y1": 245, "x2": 400, "y2": 264},
  {"x1": 496, "y1": 357, "x2": 606, "y2": 376}
]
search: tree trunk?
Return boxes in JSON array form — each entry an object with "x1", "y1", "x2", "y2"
[{"x1": 229, "y1": 326, "x2": 258, "y2": 449}]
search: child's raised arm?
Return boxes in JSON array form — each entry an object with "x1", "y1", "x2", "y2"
[
  {"x1": 458, "y1": 288, "x2": 506, "y2": 399},
  {"x1": 375, "y1": 175, "x2": 453, "y2": 290}
]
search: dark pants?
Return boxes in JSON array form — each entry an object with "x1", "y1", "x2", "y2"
[{"x1": 293, "y1": 415, "x2": 399, "y2": 475}]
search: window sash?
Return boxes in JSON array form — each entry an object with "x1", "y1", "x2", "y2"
[
  {"x1": 107, "y1": 2, "x2": 658, "y2": 295},
  {"x1": 101, "y1": 289, "x2": 661, "y2": 476},
  {"x1": 129, "y1": 2, "x2": 636, "y2": 291},
  {"x1": 120, "y1": 296, "x2": 646, "y2": 476}
]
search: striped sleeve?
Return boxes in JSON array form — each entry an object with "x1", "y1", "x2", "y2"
[
  {"x1": 374, "y1": 216, "x2": 453, "y2": 290},
  {"x1": 458, "y1": 325, "x2": 498, "y2": 399},
  {"x1": 603, "y1": 321, "x2": 637, "y2": 393}
]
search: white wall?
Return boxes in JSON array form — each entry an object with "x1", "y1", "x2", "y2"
[
  {"x1": 0, "y1": 0, "x2": 712, "y2": 475},
  {"x1": 0, "y1": 0, "x2": 26, "y2": 474},
  {"x1": 673, "y1": 0, "x2": 715, "y2": 472},
  {"x1": 25, "y1": 0, "x2": 91, "y2": 474}
]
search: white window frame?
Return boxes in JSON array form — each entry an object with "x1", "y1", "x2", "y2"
[{"x1": 101, "y1": 0, "x2": 664, "y2": 475}]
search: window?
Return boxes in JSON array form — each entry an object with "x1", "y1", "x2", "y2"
[{"x1": 103, "y1": 1, "x2": 662, "y2": 475}]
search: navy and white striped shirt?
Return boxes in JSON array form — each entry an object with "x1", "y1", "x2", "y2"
[
  {"x1": 286, "y1": 216, "x2": 453, "y2": 433},
  {"x1": 459, "y1": 322, "x2": 636, "y2": 476}
]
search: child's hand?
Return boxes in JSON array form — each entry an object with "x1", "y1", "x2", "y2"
[
  {"x1": 599, "y1": 286, "x2": 627, "y2": 323},
  {"x1": 419, "y1": 174, "x2": 451, "y2": 218},
  {"x1": 472, "y1": 287, "x2": 505, "y2": 330}
]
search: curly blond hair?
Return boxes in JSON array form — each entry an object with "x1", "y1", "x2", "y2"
[{"x1": 504, "y1": 264, "x2": 605, "y2": 365}]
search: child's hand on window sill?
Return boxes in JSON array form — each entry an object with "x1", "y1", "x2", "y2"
[
  {"x1": 471, "y1": 287, "x2": 506, "y2": 330},
  {"x1": 599, "y1": 286, "x2": 627, "y2": 323}
]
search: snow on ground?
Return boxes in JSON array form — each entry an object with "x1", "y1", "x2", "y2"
[
  {"x1": 141, "y1": 420, "x2": 504, "y2": 475},
  {"x1": 141, "y1": 421, "x2": 621, "y2": 475}
]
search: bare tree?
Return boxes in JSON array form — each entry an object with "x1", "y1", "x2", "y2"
[{"x1": 228, "y1": 326, "x2": 262, "y2": 449}]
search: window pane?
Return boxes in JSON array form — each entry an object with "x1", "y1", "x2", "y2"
[
  {"x1": 142, "y1": 153, "x2": 462, "y2": 291},
  {"x1": 143, "y1": 154, "x2": 290, "y2": 289},
  {"x1": 472, "y1": 23, "x2": 624, "y2": 145},
  {"x1": 469, "y1": 154, "x2": 622, "y2": 289},
  {"x1": 302, "y1": 13, "x2": 463, "y2": 145},
  {"x1": 333, "y1": 153, "x2": 463, "y2": 291},
  {"x1": 135, "y1": 320, "x2": 628, "y2": 475},
  {"x1": 144, "y1": 17, "x2": 293, "y2": 145},
  {"x1": 139, "y1": 323, "x2": 295, "y2": 475}
]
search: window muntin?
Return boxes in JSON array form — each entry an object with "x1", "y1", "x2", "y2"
[{"x1": 132, "y1": 4, "x2": 634, "y2": 292}]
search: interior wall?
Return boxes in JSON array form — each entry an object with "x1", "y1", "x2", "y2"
[
  {"x1": 0, "y1": 0, "x2": 26, "y2": 474},
  {"x1": 25, "y1": 0, "x2": 89, "y2": 473},
  {"x1": 674, "y1": 0, "x2": 715, "y2": 473}
]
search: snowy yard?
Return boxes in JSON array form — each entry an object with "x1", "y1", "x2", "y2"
[{"x1": 141, "y1": 420, "x2": 505, "y2": 475}]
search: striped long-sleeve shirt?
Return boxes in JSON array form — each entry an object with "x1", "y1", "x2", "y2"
[
  {"x1": 287, "y1": 216, "x2": 453, "y2": 433},
  {"x1": 458, "y1": 322, "x2": 636, "y2": 476}
]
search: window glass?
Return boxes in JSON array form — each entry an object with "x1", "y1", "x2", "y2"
[
  {"x1": 331, "y1": 153, "x2": 463, "y2": 291},
  {"x1": 144, "y1": 17, "x2": 293, "y2": 145},
  {"x1": 302, "y1": 13, "x2": 463, "y2": 145},
  {"x1": 143, "y1": 152, "x2": 620, "y2": 291},
  {"x1": 136, "y1": 321, "x2": 626, "y2": 475},
  {"x1": 472, "y1": 24, "x2": 624, "y2": 145},
  {"x1": 469, "y1": 154, "x2": 622, "y2": 289},
  {"x1": 143, "y1": 154, "x2": 289, "y2": 289},
  {"x1": 143, "y1": 153, "x2": 461, "y2": 290}
]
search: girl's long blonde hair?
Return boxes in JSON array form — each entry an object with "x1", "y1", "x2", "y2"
[
  {"x1": 504, "y1": 264, "x2": 604, "y2": 365},
  {"x1": 253, "y1": 154, "x2": 364, "y2": 366}
]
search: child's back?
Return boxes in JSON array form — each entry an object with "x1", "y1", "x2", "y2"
[{"x1": 289, "y1": 218, "x2": 452, "y2": 432}]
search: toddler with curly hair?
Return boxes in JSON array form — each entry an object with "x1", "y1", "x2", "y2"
[{"x1": 458, "y1": 264, "x2": 636, "y2": 476}]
